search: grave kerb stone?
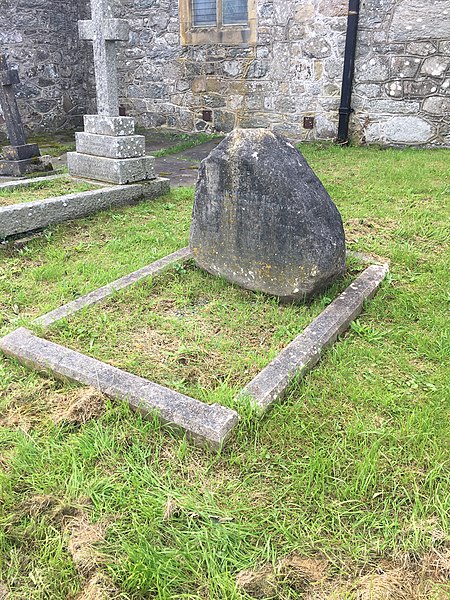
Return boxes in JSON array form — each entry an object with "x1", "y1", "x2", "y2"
[
  {"x1": 240, "y1": 263, "x2": 389, "y2": 412},
  {"x1": 0, "y1": 177, "x2": 169, "y2": 239},
  {"x1": 0, "y1": 327, "x2": 239, "y2": 449},
  {"x1": 34, "y1": 247, "x2": 192, "y2": 328},
  {"x1": 0, "y1": 249, "x2": 388, "y2": 448}
]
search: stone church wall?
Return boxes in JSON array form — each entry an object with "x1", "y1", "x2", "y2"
[
  {"x1": 353, "y1": 0, "x2": 450, "y2": 146},
  {"x1": 0, "y1": 0, "x2": 93, "y2": 137},
  {"x1": 118, "y1": 0, "x2": 350, "y2": 140},
  {"x1": 1, "y1": 0, "x2": 449, "y2": 146},
  {"x1": 116, "y1": 0, "x2": 450, "y2": 146}
]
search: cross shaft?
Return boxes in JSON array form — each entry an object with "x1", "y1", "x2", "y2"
[
  {"x1": 0, "y1": 54, "x2": 27, "y2": 147},
  {"x1": 78, "y1": 0, "x2": 129, "y2": 116}
]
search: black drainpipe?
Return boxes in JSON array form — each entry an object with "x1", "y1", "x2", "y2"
[{"x1": 336, "y1": 0, "x2": 361, "y2": 145}]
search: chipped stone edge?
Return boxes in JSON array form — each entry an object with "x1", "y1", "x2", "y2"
[
  {"x1": 34, "y1": 247, "x2": 193, "y2": 329},
  {"x1": 0, "y1": 327, "x2": 239, "y2": 450},
  {"x1": 239, "y1": 263, "x2": 390, "y2": 413},
  {"x1": 0, "y1": 177, "x2": 170, "y2": 239}
]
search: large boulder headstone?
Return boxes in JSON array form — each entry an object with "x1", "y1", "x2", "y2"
[{"x1": 190, "y1": 129, "x2": 346, "y2": 301}]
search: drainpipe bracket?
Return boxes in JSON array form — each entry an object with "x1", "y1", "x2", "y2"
[{"x1": 338, "y1": 107, "x2": 354, "y2": 117}]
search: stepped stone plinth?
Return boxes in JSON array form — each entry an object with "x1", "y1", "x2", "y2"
[
  {"x1": 68, "y1": 115, "x2": 155, "y2": 184},
  {"x1": 67, "y1": 0, "x2": 156, "y2": 185}
]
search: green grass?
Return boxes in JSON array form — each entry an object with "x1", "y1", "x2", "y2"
[
  {"x1": 0, "y1": 176, "x2": 99, "y2": 207},
  {"x1": 151, "y1": 132, "x2": 221, "y2": 158},
  {"x1": 28, "y1": 132, "x2": 76, "y2": 157},
  {"x1": 43, "y1": 259, "x2": 358, "y2": 410},
  {"x1": 0, "y1": 145, "x2": 449, "y2": 599}
]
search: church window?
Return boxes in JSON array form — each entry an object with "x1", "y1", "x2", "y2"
[
  {"x1": 180, "y1": 0, "x2": 255, "y2": 45},
  {"x1": 192, "y1": 0, "x2": 248, "y2": 27}
]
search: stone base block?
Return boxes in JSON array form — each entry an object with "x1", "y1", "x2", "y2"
[
  {"x1": 75, "y1": 132, "x2": 145, "y2": 159},
  {"x1": 84, "y1": 115, "x2": 135, "y2": 136},
  {"x1": 0, "y1": 156, "x2": 53, "y2": 177},
  {"x1": 67, "y1": 152, "x2": 155, "y2": 184},
  {"x1": 2, "y1": 143, "x2": 40, "y2": 161}
]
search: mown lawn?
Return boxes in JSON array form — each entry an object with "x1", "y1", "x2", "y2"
[{"x1": 0, "y1": 144, "x2": 449, "y2": 599}]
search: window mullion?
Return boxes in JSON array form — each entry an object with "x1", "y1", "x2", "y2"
[{"x1": 217, "y1": 0, "x2": 223, "y2": 27}]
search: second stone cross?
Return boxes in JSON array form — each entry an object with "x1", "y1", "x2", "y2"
[
  {"x1": 68, "y1": 0, "x2": 155, "y2": 184},
  {"x1": 0, "y1": 54, "x2": 52, "y2": 176}
]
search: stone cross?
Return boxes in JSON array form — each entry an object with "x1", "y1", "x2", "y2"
[
  {"x1": 78, "y1": 0, "x2": 129, "y2": 117},
  {"x1": 0, "y1": 54, "x2": 27, "y2": 147}
]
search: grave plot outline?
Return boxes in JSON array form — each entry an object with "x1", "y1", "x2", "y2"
[
  {"x1": 0, "y1": 247, "x2": 389, "y2": 449},
  {"x1": 0, "y1": 174, "x2": 170, "y2": 240}
]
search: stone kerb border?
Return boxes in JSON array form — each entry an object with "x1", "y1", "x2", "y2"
[
  {"x1": 35, "y1": 247, "x2": 192, "y2": 328},
  {"x1": 0, "y1": 174, "x2": 63, "y2": 191},
  {"x1": 0, "y1": 175, "x2": 170, "y2": 239},
  {"x1": 0, "y1": 248, "x2": 389, "y2": 449},
  {"x1": 240, "y1": 263, "x2": 389, "y2": 411}
]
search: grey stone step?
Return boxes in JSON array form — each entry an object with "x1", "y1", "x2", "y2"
[
  {"x1": 75, "y1": 132, "x2": 145, "y2": 159},
  {"x1": 67, "y1": 152, "x2": 155, "y2": 184}
]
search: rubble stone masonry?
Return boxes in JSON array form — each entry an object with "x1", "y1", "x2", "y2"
[
  {"x1": 1, "y1": 0, "x2": 449, "y2": 146},
  {"x1": 0, "y1": 0, "x2": 93, "y2": 136}
]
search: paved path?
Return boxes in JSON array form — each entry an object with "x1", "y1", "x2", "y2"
[
  {"x1": 153, "y1": 139, "x2": 222, "y2": 187},
  {"x1": 0, "y1": 136, "x2": 222, "y2": 188}
]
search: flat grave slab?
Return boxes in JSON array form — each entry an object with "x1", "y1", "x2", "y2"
[{"x1": 0, "y1": 248, "x2": 389, "y2": 449}]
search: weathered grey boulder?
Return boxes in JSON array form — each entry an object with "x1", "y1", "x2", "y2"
[{"x1": 190, "y1": 129, "x2": 346, "y2": 301}]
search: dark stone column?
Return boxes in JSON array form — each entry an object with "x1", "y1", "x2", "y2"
[{"x1": 0, "y1": 54, "x2": 52, "y2": 176}]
